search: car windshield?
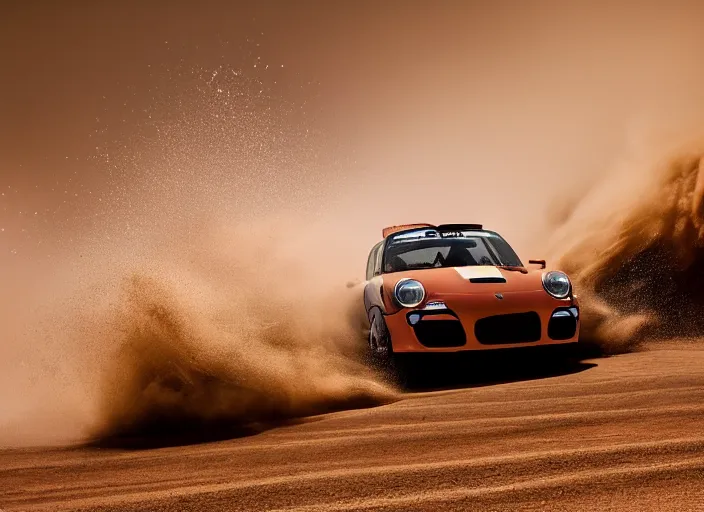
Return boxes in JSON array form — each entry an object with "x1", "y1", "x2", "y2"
[{"x1": 383, "y1": 229, "x2": 523, "y2": 273}]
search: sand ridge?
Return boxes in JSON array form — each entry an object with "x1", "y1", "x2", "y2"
[{"x1": 2, "y1": 344, "x2": 703, "y2": 511}]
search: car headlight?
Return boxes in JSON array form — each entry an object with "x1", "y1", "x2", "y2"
[
  {"x1": 542, "y1": 271, "x2": 571, "y2": 299},
  {"x1": 394, "y1": 279, "x2": 425, "y2": 308}
]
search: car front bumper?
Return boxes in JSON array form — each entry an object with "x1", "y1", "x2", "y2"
[{"x1": 385, "y1": 290, "x2": 580, "y2": 352}]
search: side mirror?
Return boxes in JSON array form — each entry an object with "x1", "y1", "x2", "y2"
[{"x1": 528, "y1": 259, "x2": 546, "y2": 269}]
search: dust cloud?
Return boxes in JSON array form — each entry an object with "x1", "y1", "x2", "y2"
[
  {"x1": 4, "y1": 100, "x2": 704, "y2": 448},
  {"x1": 549, "y1": 139, "x2": 704, "y2": 353},
  {"x1": 0, "y1": 222, "x2": 395, "y2": 448},
  {"x1": 0, "y1": 68, "x2": 397, "y2": 448},
  {"x1": 5, "y1": 2, "x2": 704, "y2": 448},
  {"x1": 92, "y1": 249, "x2": 391, "y2": 446}
]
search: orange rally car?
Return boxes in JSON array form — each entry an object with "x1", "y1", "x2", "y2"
[{"x1": 363, "y1": 223, "x2": 579, "y2": 366}]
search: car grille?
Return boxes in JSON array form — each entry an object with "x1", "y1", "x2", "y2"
[
  {"x1": 413, "y1": 319, "x2": 467, "y2": 348},
  {"x1": 474, "y1": 312, "x2": 542, "y2": 344}
]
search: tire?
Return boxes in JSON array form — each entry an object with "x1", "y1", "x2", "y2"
[
  {"x1": 368, "y1": 308, "x2": 393, "y2": 367},
  {"x1": 368, "y1": 310, "x2": 425, "y2": 388}
]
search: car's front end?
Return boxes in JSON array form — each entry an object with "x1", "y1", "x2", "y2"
[
  {"x1": 382, "y1": 266, "x2": 579, "y2": 352},
  {"x1": 365, "y1": 225, "x2": 580, "y2": 355}
]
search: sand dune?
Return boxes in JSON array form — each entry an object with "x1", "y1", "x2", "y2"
[{"x1": 2, "y1": 342, "x2": 703, "y2": 511}]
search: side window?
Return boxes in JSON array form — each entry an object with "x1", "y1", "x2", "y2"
[
  {"x1": 366, "y1": 242, "x2": 383, "y2": 280},
  {"x1": 366, "y1": 248, "x2": 376, "y2": 280},
  {"x1": 374, "y1": 242, "x2": 384, "y2": 276}
]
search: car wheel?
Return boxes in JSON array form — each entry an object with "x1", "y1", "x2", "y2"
[
  {"x1": 368, "y1": 309, "x2": 392, "y2": 364},
  {"x1": 368, "y1": 311, "x2": 425, "y2": 388}
]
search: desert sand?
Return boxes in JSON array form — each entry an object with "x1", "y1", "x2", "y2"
[{"x1": 2, "y1": 342, "x2": 703, "y2": 511}]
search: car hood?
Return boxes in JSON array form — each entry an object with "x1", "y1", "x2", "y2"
[{"x1": 383, "y1": 266, "x2": 545, "y2": 296}]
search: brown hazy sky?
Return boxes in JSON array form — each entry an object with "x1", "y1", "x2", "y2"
[{"x1": 2, "y1": 0, "x2": 704, "y2": 267}]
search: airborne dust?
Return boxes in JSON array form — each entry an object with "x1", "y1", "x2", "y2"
[
  {"x1": 552, "y1": 142, "x2": 704, "y2": 354},
  {"x1": 0, "y1": 68, "x2": 399, "y2": 447},
  {"x1": 7, "y1": 87, "x2": 704, "y2": 447},
  {"x1": 4, "y1": 2, "x2": 704, "y2": 448}
]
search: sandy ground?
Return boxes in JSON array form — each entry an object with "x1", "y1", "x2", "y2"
[{"x1": 2, "y1": 343, "x2": 704, "y2": 512}]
